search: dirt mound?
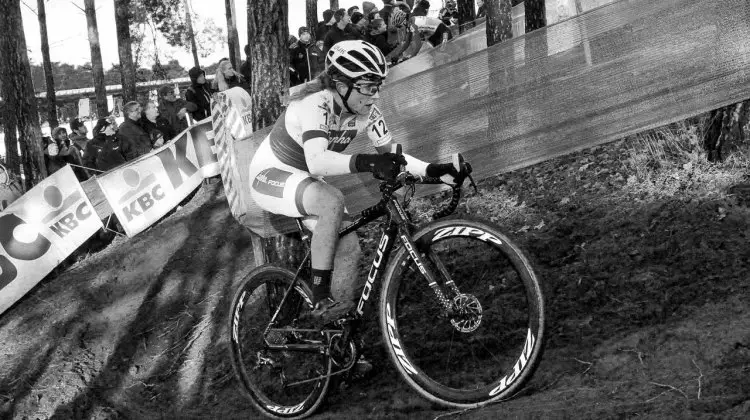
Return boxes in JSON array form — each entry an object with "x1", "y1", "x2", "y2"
[{"x1": 1, "y1": 137, "x2": 749, "y2": 419}]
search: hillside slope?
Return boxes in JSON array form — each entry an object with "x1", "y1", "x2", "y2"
[{"x1": 0, "y1": 129, "x2": 749, "y2": 419}]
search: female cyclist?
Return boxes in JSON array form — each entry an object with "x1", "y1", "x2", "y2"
[{"x1": 247, "y1": 40, "x2": 458, "y2": 326}]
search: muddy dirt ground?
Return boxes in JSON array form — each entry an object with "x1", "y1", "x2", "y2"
[{"x1": 1, "y1": 135, "x2": 749, "y2": 419}]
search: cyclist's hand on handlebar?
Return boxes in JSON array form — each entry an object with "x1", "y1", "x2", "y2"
[
  {"x1": 354, "y1": 152, "x2": 407, "y2": 180},
  {"x1": 426, "y1": 153, "x2": 471, "y2": 185}
]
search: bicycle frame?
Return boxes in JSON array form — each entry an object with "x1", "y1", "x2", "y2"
[{"x1": 262, "y1": 193, "x2": 455, "y2": 355}]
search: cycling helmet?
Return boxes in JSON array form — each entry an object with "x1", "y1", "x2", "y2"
[
  {"x1": 325, "y1": 40, "x2": 388, "y2": 83},
  {"x1": 390, "y1": 8, "x2": 408, "y2": 27}
]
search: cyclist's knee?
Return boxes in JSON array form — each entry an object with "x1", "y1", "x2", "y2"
[{"x1": 303, "y1": 183, "x2": 345, "y2": 220}]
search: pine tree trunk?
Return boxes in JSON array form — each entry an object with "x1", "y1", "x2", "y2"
[
  {"x1": 114, "y1": 0, "x2": 137, "y2": 104},
  {"x1": 37, "y1": 0, "x2": 58, "y2": 129},
  {"x1": 0, "y1": 97, "x2": 21, "y2": 176},
  {"x1": 247, "y1": 0, "x2": 303, "y2": 267},
  {"x1": 225, "y1": 0, "x2": 242, "y2": 70},
  {"x1": 306, "y1": 0, "x2": 318, "y2": 41},
  {"x1": 84, "y1": 0, "x2": 108, "y2": 117},
  {"x1": 524, "y1": 0, "x2": 546, "y2": 33},
  {"x1": 248, "y1": 0, "x2": 289, "y2": 131},
  {"x1": 185, "y1": 0, "x2": 200, "y2": 68},
  {"x1": 457, "y1": 0, "x2": 476, "y2": 34},
  {"x1": 330, "y1": 0, "x2": 339, "y2": 11},
  {"x1": 704, "y1": 100, "x2": 750, "y2": 162},
  {"x1": 485, "y1": 0, "x2": 512, "y2": 47},
  {"x1": 0, "y1": 0, "x2": 47, "y2": 188}
]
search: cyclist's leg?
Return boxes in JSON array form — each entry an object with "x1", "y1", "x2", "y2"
[
  {"x1": 300, "y1": 181, "x2": 344, "y2": 272},
  {"x1": 330, "y1": 232, "x2": 363, "y2": 304}
]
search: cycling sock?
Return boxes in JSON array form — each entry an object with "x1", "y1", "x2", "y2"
[{"x1": 311, "y1": 268, "x2": 333, "y2": 304}]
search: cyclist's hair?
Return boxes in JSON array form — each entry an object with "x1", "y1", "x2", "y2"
[{"x1": 288, "y1": 71, "x2": 340, "y2": 103}]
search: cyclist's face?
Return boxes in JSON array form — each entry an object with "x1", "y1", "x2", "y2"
[{"x1": 338, "y1": 81, "x2": 381, "y2": 115}]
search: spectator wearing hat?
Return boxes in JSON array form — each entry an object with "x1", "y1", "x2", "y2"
[
  {"x1": 68, "y1": 118, "x2": 89, "y2": 156},
  {"x1": 158, "y1": 85, "x2": 189, "y2": 135},
  {"x1": 350, "y1": 12, "x2": 368, "y2": 37},
  {"x1": 347, "y1": 5, "x2": 360, "y2": 16},
  {"x1": 323, "y1": 8, "x2": 362, "y2": 56},
  {"x1": 185, "y1": 66, "x2": 214, "y2": 122},
  {"x1": 363, "y1": 1, "x2": 379, "y2": 18},
  {"x1": 316, "y1": 9, "x2": 335, "y2": 44},
  {"x1": 291, "y1": 27, "x2": 324, "y2": 86},
  {"x1": 84, "y1": 117, "x2": 127, "y2": 172}
]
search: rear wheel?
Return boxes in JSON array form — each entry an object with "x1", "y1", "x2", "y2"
[
  {"x1": 228, "y1": 265, "x2": 331, "y2": 419},
  {"x1": 379, "y1": 217, "x2": 545, "y2": 407}
]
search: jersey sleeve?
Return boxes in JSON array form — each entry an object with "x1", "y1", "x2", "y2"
[
  {"x1": 365, "y1": 105, "x2": 392, "y2": 148},
  {"x1": 299, "y1": 93, "x2": 331, "y2": 143}
]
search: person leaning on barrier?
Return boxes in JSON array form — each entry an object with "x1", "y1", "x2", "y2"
[
  {"x1": 412, "y1": 14, "x2": 453, "y2": 53},
  {"x1": 118, "y1": 101, "x2": 153, "y2": 161},
  {"x1": 439, "y1": 0, "x2": 459, "y2": 27},
  {"x1": 385, "y1": 8, "x2": 422, "y2": 64},
  {"x1": 185, "y1": 66, "x2": 215, "y2": 122},
  {"x1": 157, "y1": 85, "x2": 189, "y2": 134}
]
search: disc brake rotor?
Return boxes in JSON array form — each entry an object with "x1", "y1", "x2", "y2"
[{"x1": 450, "y1": 294, "x2": 483, "y2": 333}]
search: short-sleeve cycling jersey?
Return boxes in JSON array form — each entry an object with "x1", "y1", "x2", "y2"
[
  {"x1": 413, "y1": 16, "x2": 453, "y2": 46},
  {"x1": 268, "y1": 89, "x2": 392, "y2": 173}
]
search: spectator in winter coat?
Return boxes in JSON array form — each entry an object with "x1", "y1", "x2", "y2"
[
  {"x1": 86, "y1": 117, "x2": 127, "y2": 172},
  {"x1": 290, "y1": 27, "x2": 323, "y2": 85},
  {"x1": 239, "y1": 44, "x2": 252, "y2": 91},
  {"x1": 185, "y1": 66, "x2": 214, "y2": 122},
  {"x1": 43, "y1": 135, "x2": 67, "y2": 176},
  {"x1": 51, "y1": 126, "x2": 89, "y2": 181},
  {"x1": 476, "y1": 0, "x2": 486, "y2": 19},
  {"x1": 316, "y1": 9, "x2": 335, "y2": 42},
  {"x1": 157, "y1": 85, "x2": 189, "y2": 135},
  {"x1": 367, "y1": 18, "x2": 393, "y2": 56},
  {"x1": 68, "y1": 118, "x2": 89, "y2": 155},
  {"x1": 350, "y1": 12, "x2": 368, "y2": 37},
  {"x1": 117, "y1": 101, "x2": 153, "y2": 161},
  {"x1": 140, "y1": 101, "x2": 173, "y2": 148},
  {"x1": 323, "y1": 8, "x2": 362, "y2": 55},
  {"x1": 439, "y1": 0, "x2": 459, "y2": 26}
]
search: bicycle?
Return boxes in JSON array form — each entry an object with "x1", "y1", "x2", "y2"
[{"x1": 228, "y1": 152, "x2": 546, "y2": 419}]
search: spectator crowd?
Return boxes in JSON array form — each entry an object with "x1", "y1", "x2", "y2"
[{"x1": 288, "y1": 0, "x2": 462, "y2": 87}]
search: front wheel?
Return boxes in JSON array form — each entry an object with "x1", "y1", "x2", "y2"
[
  {"x1": 228, "y1": 265, "x2": 331, "y2": 419},
  {"x1": 379, "y1": 216, "x2": 546, "y2": 407}
]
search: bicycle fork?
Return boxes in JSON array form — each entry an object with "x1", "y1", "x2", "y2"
[{"x1": 398, "y1": 226, "x2": 458, "y2": 314}]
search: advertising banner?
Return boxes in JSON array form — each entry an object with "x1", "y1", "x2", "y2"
[
  {"x1": 96, "y1": 120, "x2": 217, "y2": 237},
  {"x1": 0, "y1": 166, "x2": 102, "y2": 315}
]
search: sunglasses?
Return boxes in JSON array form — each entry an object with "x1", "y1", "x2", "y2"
[{"x1": 353, "y1": 82, "x2": 382, "y2": 96}]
